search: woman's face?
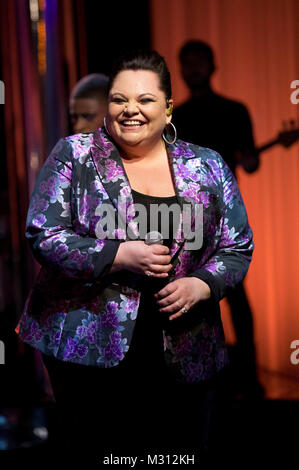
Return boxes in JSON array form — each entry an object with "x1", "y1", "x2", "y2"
[{"x1": 106, "y1": 70, "x2": 173, "y2": 151}]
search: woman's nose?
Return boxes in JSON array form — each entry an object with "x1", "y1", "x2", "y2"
[{"x1": 124, "y1": 101, "x2": 139, "y2": 115}]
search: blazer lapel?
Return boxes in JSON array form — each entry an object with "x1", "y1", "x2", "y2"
[
  {"x1": 90, "y1": 128, "x2": 201, "y2": 257},
  {"x1": 165, "y1": 140, "x2": 201, "y2": 258},
  {"x1": 91, "y1": 128, "x2": 138, "y2": 240}
]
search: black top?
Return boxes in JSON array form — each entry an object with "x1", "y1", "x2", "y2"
[
  {"x1": 131, "y1": 188, "x2": 179, "y2": 250},
  {"x1": 130, "y1": 187, "x2": 180, "y2": 298},
  {"x1": 117, "y1": 188, "x2": 179, "y2": 373}
]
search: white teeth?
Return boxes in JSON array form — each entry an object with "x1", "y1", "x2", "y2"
[{"x1": 122, "y1": 120, "x2": 143, "y2": 126}]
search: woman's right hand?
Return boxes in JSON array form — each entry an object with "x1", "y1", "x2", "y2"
[{"x1": 110, "y1": 241, "x2": 172, "y2": 278}]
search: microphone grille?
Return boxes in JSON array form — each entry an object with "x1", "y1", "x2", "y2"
[{"x1": 144, "y1": 231, "x2": 163, "y2": 245}]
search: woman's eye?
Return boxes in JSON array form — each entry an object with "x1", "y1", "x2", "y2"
[
  {"x1": 140, "y1": 98, "x2": 153, "y2": 104},
  {"x1": 111, "y1": 98, "x2": 126, "y2": 104}
]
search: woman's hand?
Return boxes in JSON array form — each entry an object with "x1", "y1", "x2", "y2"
[
  {"x1": 110, "y1": 240, "x2": 172, "y2": 278},
  {"x1": 154, "y1": 277, "x2": 211, "y2": 320}
]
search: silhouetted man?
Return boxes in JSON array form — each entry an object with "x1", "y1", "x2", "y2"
[
  {"x1": 174, "y1": 40, "x2": 262, "y2": 398},
  {"x1": 174, "y1": 41, "x2": 259, "y2": 175}
]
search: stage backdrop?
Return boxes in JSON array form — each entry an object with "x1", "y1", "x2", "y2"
[
  {"x1": 150, "y1": 0, "x2": 299, "y2": 381},
  {"x1": 0, "y1": 0, "x2": 87, "y2": 315}
]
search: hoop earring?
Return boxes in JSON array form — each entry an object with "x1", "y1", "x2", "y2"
[
  {"x1": 103, "y1": 116, "x2": 111, "y2": 136},
  {"x1": 162, "y1": 121, "x2": 177, "y2": 145}
]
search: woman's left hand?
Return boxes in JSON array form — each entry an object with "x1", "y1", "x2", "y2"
[{"x1": 154, "y1": 277, "x2": 211, "y2": 321}]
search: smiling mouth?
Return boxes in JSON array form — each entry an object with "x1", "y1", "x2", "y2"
[{"x1": 120, "y1": 120, "x2": 146, "y2": 127}]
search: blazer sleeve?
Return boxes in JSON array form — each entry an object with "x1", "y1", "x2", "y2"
[
  {"x1": 188, "y1": 152, "x2": 254, "y2": 302},
  {"x1": 26, "y1": 138, "x2": 121, "y2": 279}
]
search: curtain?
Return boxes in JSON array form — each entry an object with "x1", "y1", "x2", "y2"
[
  {"x1": 150, "y1": 0, "x2": 299, "y2": 379},
  {"x1": 0, "y1": 0, "x2": 87, "y2": 293}
]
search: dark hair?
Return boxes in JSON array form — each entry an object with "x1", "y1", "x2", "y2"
[
  {"x1": 179, "y1": 40, "x2": 215, "y2": 68},
  {"x1": 70, "y1": 73, "x2": 109, "y2": 101},
  {"x1": 108, "y1": 49, "x2": 172, "y2": 103}
]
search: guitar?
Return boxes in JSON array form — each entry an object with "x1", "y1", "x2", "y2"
[
  {"x1": 235, "y1": 120, "x2": 299, "y2": 172},
  {"x1": 257, "y1": 120, "x2": 299, "y2": 153}
]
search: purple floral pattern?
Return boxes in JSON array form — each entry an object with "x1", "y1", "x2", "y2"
[
  {"x1": 172, "y1": 140, "x2": 195, "y2": 159},
  {"x1": 164, "y1": 324, "x2": 229, "y2": 383},
  {"x1": 17, "y1": 310, "x2": 67, "y2": 356},
  {"x1": 17, "y1": 129, "x2": 253, "y2": 382},
  {"x1": 28, "y1": 195, "x2": 49, "y2": 216}
]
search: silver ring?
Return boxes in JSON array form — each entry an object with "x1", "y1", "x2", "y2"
[
  {"x1": 146, "y1": 271, "x2": 153, "y2": 277},
  {"x1": 177, "y1": 301, "x2": 183, "y2": 309},
  {"x1": 181, "y1": 306, "x2": 188, "y2": 314}
]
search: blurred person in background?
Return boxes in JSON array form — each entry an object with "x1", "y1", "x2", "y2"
[{"x1": 69, "y1": 73, "x2": 108, "y2": 133}]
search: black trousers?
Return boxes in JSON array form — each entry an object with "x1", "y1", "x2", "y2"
[
  {"x1": 42, "y1": 289, "x2": 222, "y2": 462},
  {"x1": 42, "y1": 352, "x2": 223, "y2": 464}
]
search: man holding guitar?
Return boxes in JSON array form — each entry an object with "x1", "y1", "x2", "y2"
[{"x1": 174, "y1": 40, "x2": 299, "y2": 399}]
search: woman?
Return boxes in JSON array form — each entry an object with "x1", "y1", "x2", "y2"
[{"x1": 17, "y1": 50, "x2": 254, "y2": 459}]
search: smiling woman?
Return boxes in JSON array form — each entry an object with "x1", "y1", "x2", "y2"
[
  {"x1": 106, "y1": 72, "x2": 172, "y2": 155},
  {"x1": 16, "y1": 49, "x2": 254, "y2": 458},
  {"x1": 104, "y1": 51, "x2": 176, "y2": 198}
]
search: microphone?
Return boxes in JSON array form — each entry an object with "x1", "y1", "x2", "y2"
[
  {"x1": 144, "y1": 231, "x2": 163, "y2": 245},
  {"x1": 144, "y1": 231, "x2": 171, "y2": 328},
  {"x1": 144, "y1": 231, "x2": 168, "y2": 285},
  {"x1": 144, "y1": 231, "x2": 175, "y2": 280}
]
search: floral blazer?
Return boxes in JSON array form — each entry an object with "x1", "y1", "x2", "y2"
[{"x1": 16, "y1": 128, "x2": 254, "y2": 383}]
